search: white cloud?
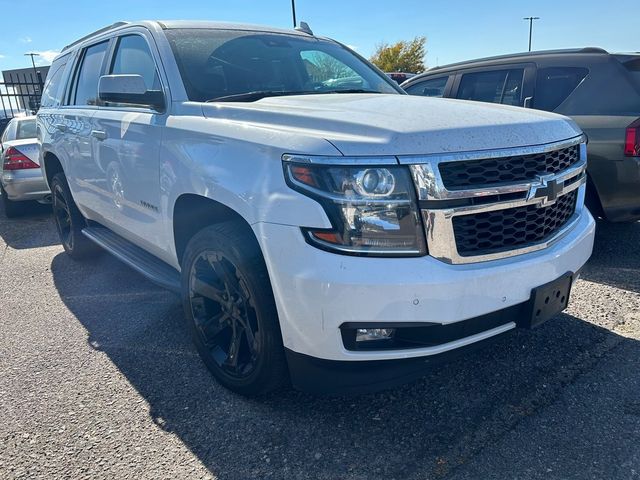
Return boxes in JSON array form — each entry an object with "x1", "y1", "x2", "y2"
[
  {"x1": 20, "y1": 36, "x2": 32, "y2": 43},
  {"x1": 0, "y1": 54, "x2": 5, "y2": 59},
  {"x1": 32, "y1": 50, "x2": 60, "y2": 65}
]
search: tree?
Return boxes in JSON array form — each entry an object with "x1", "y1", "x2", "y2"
[{"x1": 369, "y1": 37, "x2": 427, "y2": 74}]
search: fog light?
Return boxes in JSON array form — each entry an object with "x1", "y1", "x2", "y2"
[{"x1": 356, "y1": 328, "x2": 395, "y2": 342}]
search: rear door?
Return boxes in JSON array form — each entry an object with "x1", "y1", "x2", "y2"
[
  {"x1": 61, "y1": 39, "x2": 111, "y2": 214},
  {"x1": 450, "y1": 63, "x2": 536, "y2": 108}
]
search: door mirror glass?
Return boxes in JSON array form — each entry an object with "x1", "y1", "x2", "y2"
[{"x1": 98, "y1": 74, "x2": 165, "y2": 111}]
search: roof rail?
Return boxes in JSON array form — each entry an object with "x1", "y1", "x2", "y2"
[
  {"x1": 428, "y1": 47, "x2": 610, "y2": 72},
  {"x1": 578, "y1": 47, "x2": 608, "y2": 54},
  {"x1": 62, "y1": 21, "x2": 130, "y2": 52}
]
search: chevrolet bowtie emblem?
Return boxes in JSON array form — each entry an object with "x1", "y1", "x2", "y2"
[{"x1": 527, "y1": 175, "x2": 564, "y2": 207}]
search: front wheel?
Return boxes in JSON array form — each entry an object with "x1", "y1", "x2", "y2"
[
  {"x1": 181, "y1": 222, "x2": 288, "y2": 396},
  {"x1": 51, "y1": 173, "x2": 100, "y2": 260}
]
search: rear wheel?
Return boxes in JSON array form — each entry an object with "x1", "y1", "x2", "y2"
[
  {"x1": 181, "y1": 222, "x2": 288, "y2": 396},
  {"x1": 51, "y1": 173, "x2": 100, "y2": 260},
  {"x1": 0, "y1": 185, "x2": 25, "y2": 218}
]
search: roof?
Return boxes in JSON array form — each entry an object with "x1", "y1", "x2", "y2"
[
  {"x1": 61, "y1": 20, "x2": 311, "y2": 52},
  {"x1": 426, "y1": 47, "x2": 611, "y2": 73}
]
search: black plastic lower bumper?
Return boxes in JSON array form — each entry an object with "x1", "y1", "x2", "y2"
[{"x1": 285, "y1": 328, "x2": 512, "y2": 395}]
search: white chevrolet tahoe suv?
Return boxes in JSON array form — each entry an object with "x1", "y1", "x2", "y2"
[{"x1": 37, "y1": 21, "x2": 595, "y2": 395}]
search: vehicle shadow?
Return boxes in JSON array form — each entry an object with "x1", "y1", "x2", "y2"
[
  {"x1": 50, "y1": 250, "x2": 640, "y2": 479},
  {"x1": 0, "y1": 200, "x2": 57, "y2": 249},
  {"x1": 580, "y1": 219, "x2": 640, "y2": 293}
]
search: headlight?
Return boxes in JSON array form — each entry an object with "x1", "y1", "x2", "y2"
[{"x1": 283, "y1": 155, "x2": 427, "y2": 256}]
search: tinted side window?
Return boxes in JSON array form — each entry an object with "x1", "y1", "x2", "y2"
[
  {"x1": 73, "y1": 41, "x2": 109, "y2": 106},
  {"x1": 40, "y1": 55, "x2": 70, "y2": 108},
  {"x1": 457, "y1": 69, "x2": 524, "y2": 106},
  {"x1": 110, "y1": 35, "x2": 160, "y2": 90},
  {"x1": 534, "y1": 67, "x2": 589, "y2": 112},
  {"x1": 405, "y1": 76, "x2": 449, "y2": 97}
]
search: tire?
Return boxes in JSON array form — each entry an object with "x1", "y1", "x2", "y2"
[
  {"x1": 181, "y1": 222, "x2": 288, "y2": 396},
  {"x1": 50, "y1": 173, "x2": 100, "y2": 260},
  {"x1": 0, "y1": 185, "x2": 25, "y2": 218}
]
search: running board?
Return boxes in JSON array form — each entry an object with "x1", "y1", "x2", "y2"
[{"x1": 82, "y1": 226, "x2": 181, "y2": 293}]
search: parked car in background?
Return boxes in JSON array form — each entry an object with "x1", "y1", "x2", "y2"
[
  {"x1": 402, "y1": 48, "x2": 640, "y2": 222},
  {"x1": 0, "y1": 110, "x2": 31, "y2": 137},
  {"x1": 386, "y1": 72, "x2": 416, "y2": 84},
  {"x1": 0, "y1": 115, "x2": 49, "y2": 217},
  {"x1": 39, "y1": 21, "x2": 594, "y2": 396}
]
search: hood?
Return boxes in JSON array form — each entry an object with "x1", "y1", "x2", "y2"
[{"x1": 202, "y1": 94, "x2": 582, "y2": 157}]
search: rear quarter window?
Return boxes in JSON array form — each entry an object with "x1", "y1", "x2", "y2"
[
  {"x1": 534, "y1": 67, "x2": 589, "y2": 112},
  {"x1": 40, "y1": 54, "x2": 70, "y2": 108},
  {"x1": 622, "y1": 58, "x2": 640, "y2": 87}
]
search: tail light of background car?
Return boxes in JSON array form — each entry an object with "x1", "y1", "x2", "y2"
[
  {"x1": 2, "y1": 147, "x2": 39, "y2": 170},
  {"x1": 624, "y1": 118, "x2": 640, "y2": 157}
]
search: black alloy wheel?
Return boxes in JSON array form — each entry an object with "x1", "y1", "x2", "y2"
[
  {"x1": 181, "y1": 222, "x2": 288, "y2": 395},
  {"x1": 50, "y1": 173, "x2": 100, "y2": 260},
  {"x1": 189, "y1": 250, "x2": 260, "y2": 378},
  {"x1": 53, "y1": 181, "x2": 73, "y2": 250}
]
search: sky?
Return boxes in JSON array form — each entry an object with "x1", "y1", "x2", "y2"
[{"x1": 0, "y1": 0, "x2": 637, "y2": 72}]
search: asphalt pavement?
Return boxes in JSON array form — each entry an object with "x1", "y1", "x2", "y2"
[{"x1": 1, "y1": 202, "x2": 639, "y2": 480}]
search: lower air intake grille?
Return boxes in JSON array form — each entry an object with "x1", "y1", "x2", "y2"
[{"x1": 452, "y1": 190, "x2": 578, "y2": 256}]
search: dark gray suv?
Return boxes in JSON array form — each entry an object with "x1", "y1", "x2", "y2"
[{"x1": 402, "y1": 48, "x2": 640, "y2": 222}]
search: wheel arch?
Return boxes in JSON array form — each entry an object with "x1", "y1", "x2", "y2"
[
  {"x1": 172, "y1": 194, "x2": 260, "y2": 266},
  {"x1": 42, "y1": 151, "x2": 64, "y2": 188}
]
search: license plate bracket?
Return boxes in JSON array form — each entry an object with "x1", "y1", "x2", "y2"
[{"x1": 527, "y1": 273, "x2": 573, "y2": 328}]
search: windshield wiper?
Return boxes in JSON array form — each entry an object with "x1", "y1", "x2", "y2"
[
  {"x1": 206, "y1": 89, "x2": 382, "y2": 103},
  {"x1": 206, "y1": 91, "x2": 316, "y2": 103},
  {"x1": 321, "y1": 89, "x2": 382, "y2": 94}
]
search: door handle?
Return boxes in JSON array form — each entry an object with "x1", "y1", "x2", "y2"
[
  {"x1": 91, "y1": 130, "x2": 107, "y2": 141},
  {"x1": 54, "y1": 123, "x2": 68, "y2": 132}
]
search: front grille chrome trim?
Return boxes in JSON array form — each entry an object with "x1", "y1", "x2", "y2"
[
  {"x1": 407, "y1": 137, "x2": 586, "y2": 201},
  {"x1": 398, "y1": 135, "x2": 585, "y2": 166},
  {"x1": 411, "y1": 138, "x2": 587, "y2": 264}
]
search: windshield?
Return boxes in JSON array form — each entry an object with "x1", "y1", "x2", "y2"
[{"x1": 164, "y1": 29, "x2": 401, "y2": 102}]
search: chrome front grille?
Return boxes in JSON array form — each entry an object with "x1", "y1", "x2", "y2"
[
  {"x1": 402, "y1": 136, "x2": 587, "y2": 264},
  {"x1": 439, "y1": 145, "x2": 580, "y2": 190}
]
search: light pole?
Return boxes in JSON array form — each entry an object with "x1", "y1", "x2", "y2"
[
  {"x1": 291, "y1": 0, "x2": 297, "y2": 27},
  {"x1": 523, "y1": 17, "x2": 540, "y2": 52},
  {"x1": 24, "y1": 52, "x2": 41, "y2": 86}
]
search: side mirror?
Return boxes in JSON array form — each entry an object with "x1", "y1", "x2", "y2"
[{"x1": 98, "y1": 74, "x2": 165, "y2": 112}]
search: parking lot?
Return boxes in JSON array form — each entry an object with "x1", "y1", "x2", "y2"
[{"x1": 1, "y1": 203, "x2": 639, "y2": 480}]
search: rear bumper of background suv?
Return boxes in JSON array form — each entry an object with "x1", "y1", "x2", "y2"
[{"x1": 255, "y1": 207, "x2": 595, "y2": 392}]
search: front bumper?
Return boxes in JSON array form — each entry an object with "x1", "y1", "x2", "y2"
[
  {"x1": 255, "y1": 207, "x2": 595, "y2": 364},
  {"x1": 1, "y1": 169, "x2": 49, "y2": 201}
]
